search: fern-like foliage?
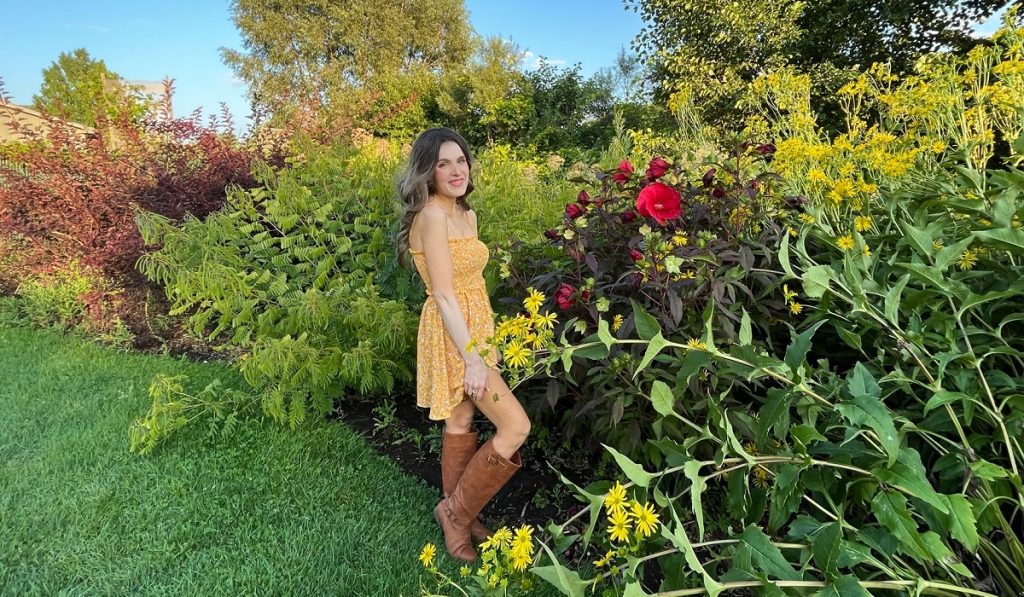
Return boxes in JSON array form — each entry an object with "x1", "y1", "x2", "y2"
[{"x1": 133, "y1": 141, "x2": 419, "y2": 445}]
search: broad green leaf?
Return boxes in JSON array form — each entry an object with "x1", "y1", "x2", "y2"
[
  {"x1": 604, "y1": 444, "x2": 655, "y2": 488},
  {"x1": 662, "y1": 514, "x2": 724, "y2": 596},
  {"x1": 779, "y1": 232, "x2": 796, "y2": 279},
  {"x1": 532, "y1": 541, "x2": 588, "y2": 597},
  {"x1": 739, "y1": 525, "x2": 801, "y2": 581},
  {"x1": 974, "y1": 227, "x2": 1024, "y2": 253},
  {"x1": 884, "y1": 274, "x2": 910, "y2": 326},
  {"x1": 802, "y1": 265, "x2": 833, "y2": 298},
  {"x1": 970, "y1": 459, "x2": 1009, "y2": 480},
  {"x1": 649, "y1": 380, "x2": 675, "y2": 417},
  {"x1": 902, "y1": 222, "x2": 935, "y2": 258},
  {"x1": 871, "y1": 490, "x2": 930, "y2": 561},
  {"x1": 785, "y1": 320, "x2": 827, "y2": 373},
  {"x1": 634, "y1": 332, "x2": 669, "y2": 378},
  {"x1": 934, "y1": 237, "x2": 975, "y2": 272},
  {"x1": 924, "y1": 390, "x2": 968, "y2": 414},
  {"x1": 897, "y1": 262, "x2": 947, "y2": 290},
  {"x1": 739, "y1": 308, "x2": 752, "y2": 346},
  {"x1": 597, "y1": 318, "x2": 616, "y2": 350},
  {"x1": 684, "y1": 460, "x2": 707, "y2": 539},
  {"x1": 847, "y1": 362, "x2": 880, "y2": 400},
  {"x1": 768, "y1": 464, "x2": 803, "y2": 531},
  {"x1": 790, "y1": 424, "x2": 826, "y2": 450},
  {"x1": 631, "y1": 299, "x2": 661, "y2": 341},
  {"x1": 756, "y1": 389, "x2": 791, "y2": 445},
  {"x1": 959, "y1": 288, "x2": 1024, "y2": 319},
  {"x1": 835, "y1": 323, "x2": 864, "y2": 353},
  {"x1": 944, "y1": 494, "x2": 979, "y2": 551},
  {"x1": 623, "y1": 582, "x2": 649, "y2": 596},
  {"x1": 814, "y1": 576, "x2": 871, "y2": 597},
  {"x1": 871, "y1": 450, "x2": 948, "y2": 514},
  {"x1": 722, "y1": 413, "x2": 755, "y2": 465},
  {"x1": 920, "y1": 531, "x2": 972, "y2": 577},
  {"x1": 810, "y1": 522, "x2": 842, "y2": 578}
]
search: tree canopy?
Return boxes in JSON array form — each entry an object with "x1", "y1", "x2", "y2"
[
  {"x1": 221, "y1": 0, "x2": 473, "y2": 137},
  {"x1": 32, "y1": 48, "x2": 136, "y2": 128}
]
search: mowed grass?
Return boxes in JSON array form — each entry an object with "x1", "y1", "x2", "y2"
[{"x1": 0, "y1": 326, "x2": 508, "y2": 596}]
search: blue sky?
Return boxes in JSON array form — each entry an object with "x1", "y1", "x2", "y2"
[
  {"x1": 0, "y1": 1, "x2": 1009, "y2": 129},
  {"x1": 0, "y1": 0, "x2": 643, "y2": 128}
]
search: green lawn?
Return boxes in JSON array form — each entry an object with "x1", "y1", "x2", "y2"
[{"x1": 0, "y1": 326, "x2": 496, "y2": 596}]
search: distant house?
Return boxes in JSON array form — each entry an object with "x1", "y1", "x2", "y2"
[{"x1": 0, "y1": 101, "x2": 96, "y2": 143}]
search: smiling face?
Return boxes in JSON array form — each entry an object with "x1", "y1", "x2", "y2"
[{"x1": 431, "y1": 140, "x2": 470, "y2": 200}]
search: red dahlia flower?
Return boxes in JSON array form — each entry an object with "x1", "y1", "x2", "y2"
[
  {"x1": 636, "y1": 182, "x2": 682, "y2": 225},
  {"x1": 646, "y1": 156, "x2": 669, "y2": 179},
  {"x1": 555, "y1": 283, "x2": 577, "y2": 310},
  {"x1": 565, "y1": 203, "x2": 583, "y2": 219},
  {"x1": 577, "y1": 190, "x2": 591, "y2": 205},
  {"x1": 611, "y1": 160, "x2": 633, "y2": 185}
]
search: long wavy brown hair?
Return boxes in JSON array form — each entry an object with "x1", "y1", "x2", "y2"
[{"x1": 395, "y1": 127, "x2": 475, "y2": 269}]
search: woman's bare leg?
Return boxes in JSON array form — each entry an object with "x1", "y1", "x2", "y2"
[{"x1": 471, "y1": 368, "x2": 531, "y2": 459}]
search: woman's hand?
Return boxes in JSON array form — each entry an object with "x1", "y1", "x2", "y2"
[{"x1": 463, "y1": 353, "x2": 489, "y2": 401}]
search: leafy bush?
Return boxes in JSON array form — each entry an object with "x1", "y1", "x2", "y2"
[
  {"x1": 497, "y1": 144, "x2": 797, "y2": 460},
  {"x1": 527, "y1": 14, "x2": 1024, "y2": 596},
  {"x1": 0, "y1": 88, "x2": 282, "y2": 339}
]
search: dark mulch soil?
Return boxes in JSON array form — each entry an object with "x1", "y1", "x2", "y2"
[{"x1": 331, "y1": 392, "x2": 589, "y2": 535}]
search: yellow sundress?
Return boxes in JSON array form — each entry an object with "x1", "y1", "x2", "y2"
[{"x1": 410, "y1": 236, "x2": 498, "y2": 420}]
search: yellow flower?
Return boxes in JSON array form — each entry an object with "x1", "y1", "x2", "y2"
[
  {"x1": 859, "y1": 181, "x2": 878, "y2": 194},
  {"x1": 680, "y1": 270, "x2": 696, "y2": 279},
  {"x1": 533, "y1": 311, "x2": 557, "y2": 330},
  {"x1": 837, "y1": 235, "x2": 855, "y2": 251},
  {"x1": 503, "y1": 341, "x2": 532, "y2": 368},
  {"x1": 932, "y1": 140, "x2": 947, "y2": 153},
  {"x1": 933, "y1": 240, "x2": 944, "y2": 250},
  {"x1": 487, "y1": 526, "x2": 513, "y2": 549},
  {"x1": 672, "y1": 233, "x2": 689, "y2": 247},
  {"x1": 798, "y1": 213, "x2": 816, "y2": 225},
  {"x1": 594, "y1": 550, "x2": 615, "y2": 568},
  {"x1": 607, "y1": 508, "x2": 631, "y2": 543},
  {"x1": 782, "y1": 284, "x2": 797, "y2": 302},
  {"x1": 460, "y1": 565, "x2": 471, "y2": 577},
  {"x1": 806, "y1": 168, "x2": 829, "y2": 185},
  {"x1": 612, "y1": 314, "x2": 623, "y2": 332},
  {"x1": 686, "y1": 338, "x2": 707, "y2": 350},
  {"x1": 605, "y1": 481, "x2": 628, "y2": 514},
  {"x1": 790, "y1": 302, "x2": 803, "y2": 314},
  {"x1": 513, "y1": 525, "x2": 534, "y2": 553},
  {"x1": 630, "y1": 501, "x2": 661, "y2": 539},
  {"x1": 523, "y1": 288, "x2": 545, "y2": 314},
  {"x1": 787, "y1": 226, "x2": 798, "y2": 237},
  {"x1": 510, "y1": 550, "x2": 532, "y2": 572},
  {"x1": 854, "y1": 215, "x2": 872, "y2": 232},
  {"x1": 862, "y1": 244, "x2": 872, "y2": 257},
  {"x1": 959, "y1": 248, "x2": 979, "y2": 270},
  {"x1": 419, "y1": 543, "x2": 436, "y2": 568},
  {"x1": 752, "y1": 465, "x2": 771, "y2": 488}
]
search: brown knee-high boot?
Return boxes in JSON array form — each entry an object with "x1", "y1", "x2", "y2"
[
  {"x1": 440, "y1": 430, "x2": 493, "y2": 542},
  {"x1": 434, "y1": 438, "x2": 521, "y2": 562}
]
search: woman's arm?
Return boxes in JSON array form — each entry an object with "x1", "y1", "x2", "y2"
[{"x1": 419, "y1": 205, "x2": 489, "y2": 399}]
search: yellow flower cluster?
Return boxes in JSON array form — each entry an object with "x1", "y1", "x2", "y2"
[
  {"x1": 475, "y1": 524, "x2": 537, "y2": 588},
  {"x1": 602, "y1": 481, "x2": 661, "y2": 544},
  {"x1": 488, "y1": 288, "x2": 558, "y2": 378}
]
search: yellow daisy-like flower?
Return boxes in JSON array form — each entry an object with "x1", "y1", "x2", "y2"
[
  {"x1": 782, "y1": 284, "x2": 797, "y2": 302},
  {"x1": 933, "y1": 240, "x2": 944, "y2": 250},
  {"x1": 837, "y1": 235, "x2": 855, "y2": 251},
  {"x1": 489, "y1": 526, "x2": 513, "y2": 549},
  {"x1": 806, "y1": 168, "x2": 829, "y2": 185},
  {"x1": 513, "y1": 525, "x2": 534, "y2": 552},
  {"x1": 607, "y1": 508, "x2": 631, "y2": 543},
  {"x1": 419, "y1": 543, "x2": 436, "y2": 568},
  {"x1": 787, "y1": 226, "x2": 798, "y2": 237},
  {"x1": 533, "y1": 311, "x2": 557, "y2": 330},
  {"x1": 630, "y1": 501, "x2": 660, "y2": 539},
  {"x1": 790, "y1": 302, "x2": 803, "y2": 314},
  {"x1": 854, "y1": 215, "x2": 872, "y2": 232},
  {"x1": 523, "y1": 288, "x2": 545, "y2": 314},
  {"x1": 612, "y1": 314, "x2": 624, "y2": 332},
  {"x1": 605, "y1": 481, "x2": 627, "y2": 514},
  {"x1": 503, "y1": 341, "x2": 532, "y2": 368},
  {"x1": 932, "y1": 140, "x2": 947, "y2": 153},
  {"x1": 798, "y1": 213, "x2": 815, "y2": 225},
  {"x1": 859, "y1": 181, "x2": 879, "y2": 194},
  {"x1": 672, "y1": 233, "x2": 689, "y2": 247},
  {"x1": 686, "y1": 338, "x2": 707, "y2": 350},
  {"x1": 959, "y1": 248, "x2": 979, "y2": 270},
  {"x1": 680, "y1": 270, "x2": 696, "y2": 279},
  {"x1": 862, "y1": 244, "x2": 872, "y2": 257},
  {"x1": 752, "y1": 465, "x2": 771, "y2": 488},
  {"x1": 510, "y1": 550, "x2": 532, "y2": 572},
  {"x1": 594, "y1": 550, "x2": 615, "y2": 568},
  {"x1": 460, "y1": 565, "x2": 471, "y2": 577}
]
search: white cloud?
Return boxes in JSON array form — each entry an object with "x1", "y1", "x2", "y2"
[
  {"x1": 222, "y1": 72, "x2": 247, "y2": 88},
  {"x1": 520, "y1": 50, "x2": 567, "y2": 70}
]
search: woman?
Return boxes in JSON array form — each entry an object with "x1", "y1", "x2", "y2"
[{"x1": 396, "y1": 127, "x2": 531, "y2": 563}]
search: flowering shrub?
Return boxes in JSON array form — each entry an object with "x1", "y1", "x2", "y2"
[
  {"x1": 496, "y1": 146, "x2": 800, "y2": 459},
  {"x1": 417, "y1": 525, "x2": 539, "y2": 595}
]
